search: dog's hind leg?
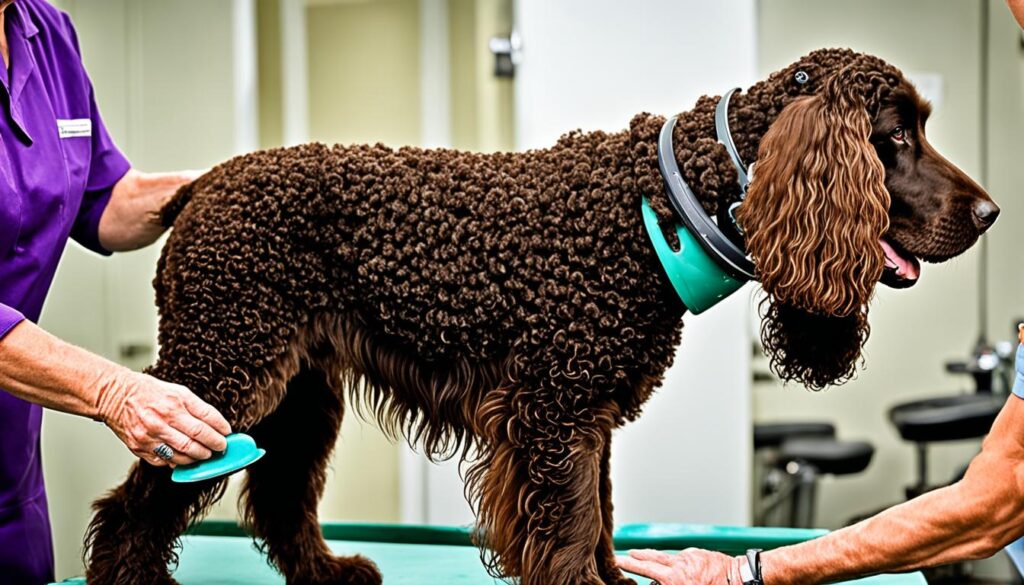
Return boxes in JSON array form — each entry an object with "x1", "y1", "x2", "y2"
[
  {"x1": 241, "y1": 366, "x2": 382, "y2": 585},
  {"x1": 84, "y1": 463, "x2": 228, "y2": 585}
]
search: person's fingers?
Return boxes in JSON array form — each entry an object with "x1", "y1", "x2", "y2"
[
  {"x1": 179, "y1": 389, "x2": 232, "y2": 440},
  {"x1": 154, "y1": 420, "x2": 212, "y2": 462},
  {"x1": 630, "y1": 549, "x2": 674, "y2": 564},
  {"x1": 616, "y1": 555, "x2": 671, "y2": 582},
  {"x1": 168, "y1": 408, "x2": 227, "y2": 456},
  {"x1": 138, "y1": 428, "x2": 195, "y2": 467}
]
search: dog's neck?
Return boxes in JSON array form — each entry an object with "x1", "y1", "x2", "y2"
[{"x1": 630, "y1": 75, "x2": 819, "y2": 234}]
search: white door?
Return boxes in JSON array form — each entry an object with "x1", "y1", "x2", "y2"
[{"x1": 418, "y1": 0, "x2": 757, "y2": 527}]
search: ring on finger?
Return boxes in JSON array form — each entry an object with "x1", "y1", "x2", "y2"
[{"x1": 153, "y1": 443, "x2": 175, "y2": 461}]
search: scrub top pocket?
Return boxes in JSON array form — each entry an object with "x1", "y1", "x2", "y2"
[{"x1": 57, "y1": 121, "x2": 93, "y2": 216}]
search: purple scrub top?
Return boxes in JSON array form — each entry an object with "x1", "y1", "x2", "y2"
[{"x1": 0, "y1": 1, "x2": 131, "y2": 583}]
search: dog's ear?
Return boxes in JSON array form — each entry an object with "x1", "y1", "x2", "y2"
[
  {"x1": 738, "y1": 69, "x2": 890, "y2": 316},
  {"x1": 737, "y1": 68, "x2": 890, "y2": 389}
]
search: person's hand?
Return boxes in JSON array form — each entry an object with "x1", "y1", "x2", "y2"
[
  {"x1": 99, "y1": 169, "x2": 211, "y2": 252},
  {"x1": 617, "y1": 548, "x2": 741, "y2": 585},
  {"x1": 95, "y1": 369, "x2": 231, "y2": 467}
]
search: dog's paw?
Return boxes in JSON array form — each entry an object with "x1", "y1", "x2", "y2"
[{"x1": 292, "y1": 554, "x2": 382, "y2": 585}]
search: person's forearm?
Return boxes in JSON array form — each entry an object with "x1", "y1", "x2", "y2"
[
  {"x1": 97, "y1": 169, "x2": 203, "y2": 252},
  {"x1": 763, "y1": 446, "x2": 1023, "y2": 584},
  {"x1": 0, "y1": 320, "x2": 130, "y2": 418}
]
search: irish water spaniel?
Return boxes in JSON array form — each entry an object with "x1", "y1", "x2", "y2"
[{"x1": 84, "y1": 48, "x2": 995, "y2": 585}]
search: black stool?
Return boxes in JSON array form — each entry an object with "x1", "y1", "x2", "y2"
[
  {"x1": 754, "y1": 422, "x2": 874, "y2": 528},
  {"x1": 754, "y1": 422, "x2": 835, "y2": 450},
  {"x1": 777, "y1": 438, "x2": 874, "y2": 527},
  {"x1": 889, "y1": 393, "x2": 1006, "y2": 498}
]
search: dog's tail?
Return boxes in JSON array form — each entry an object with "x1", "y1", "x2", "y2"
[{"x1": 158, "y1": 174, "x2": 203, "y2": 228}]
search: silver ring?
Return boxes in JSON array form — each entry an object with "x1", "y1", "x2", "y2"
[{"x1": 153, "y1": 443, "x2": 174, "y2": 461}]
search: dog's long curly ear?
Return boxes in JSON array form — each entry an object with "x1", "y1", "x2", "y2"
[{"x1": 737, "y1": 69, "x2": 890, "y2": 389}]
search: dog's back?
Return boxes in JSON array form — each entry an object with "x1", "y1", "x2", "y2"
[{"x1": 155, "y1": 131, "x2": 663, "y2": 381}]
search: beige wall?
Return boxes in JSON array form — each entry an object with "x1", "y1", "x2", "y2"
[
  {"x1": 756, "y1": 0, "x2": 1022, "y2": 540},
  {"x1": 448, "y1": 0, "x2": 514, "y2": 152},
  {"x1": 257, "y1": 0, "x2": 284, "y2": 148},
  {"x1": 307, "y1": 0, "x2": 421, "y2": 146}
]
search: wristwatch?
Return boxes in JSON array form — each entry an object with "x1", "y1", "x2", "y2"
[{"x1": 740, "y1": 549, "x2": 764, "y2": 585}]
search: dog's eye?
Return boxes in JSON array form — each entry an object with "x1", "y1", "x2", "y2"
[{"x1": 890, "y1": 126, "x2": 906, "y2": 143}]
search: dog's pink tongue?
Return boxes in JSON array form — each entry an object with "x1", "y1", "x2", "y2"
[{"x1": 880, "y1": 239, "x2": 920, "y2": 280}]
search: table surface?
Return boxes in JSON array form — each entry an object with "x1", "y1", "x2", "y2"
[{"x1": 53, "y1": 523, "x2": 928, "y2": 585}]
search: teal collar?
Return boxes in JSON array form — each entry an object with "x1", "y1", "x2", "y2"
[
  {"x1": 641, "y1": 198, "x2": 746, "y2": 314},
  {"x1": 642, "y1": 93, "x2": 755, "y2": 314}
]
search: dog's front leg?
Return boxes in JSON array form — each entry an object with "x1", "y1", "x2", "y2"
[
  {"x1": 84, "y1": 462, "x2": 224, "y2": 585},
  {"x1": 469, "y1": 388, "x2": 616, "y2": 585}
]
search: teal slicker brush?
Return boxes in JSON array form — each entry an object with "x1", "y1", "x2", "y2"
[{"x1": 170, "y1": 433, "x2": 266, "y2": 483}]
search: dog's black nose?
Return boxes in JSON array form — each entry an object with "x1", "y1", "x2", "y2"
[{"x1": 973, "y1": 200, "x2": 1000, "y2": 229}]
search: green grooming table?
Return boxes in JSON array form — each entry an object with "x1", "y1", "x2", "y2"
[{"x1": 52, "y1": 522, "x2": 926, "y2": 584}]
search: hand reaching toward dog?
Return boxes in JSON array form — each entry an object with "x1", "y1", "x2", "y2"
[
  {"x1": 616, "y1": 548, "x2": 742, "y2": 585},
  {"x1": 0, "y1": 319, "x2": 230, "y2": 467}
]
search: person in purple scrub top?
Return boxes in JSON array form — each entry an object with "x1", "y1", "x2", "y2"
[{"x1": 0, "y1": 1, "x2": 232, "y2": 583}]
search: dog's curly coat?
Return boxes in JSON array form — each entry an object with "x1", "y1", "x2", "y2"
[{"x1": 84, "y1": 49, "x2": 993, "y2": 585}]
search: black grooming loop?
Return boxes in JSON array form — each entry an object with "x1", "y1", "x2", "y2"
[
  {"x1": 715, "y1": 88, "x2": 752, "y2": 238},
  {"x1": 656, "y1": 90, "x2": 756, "y2": 282}
]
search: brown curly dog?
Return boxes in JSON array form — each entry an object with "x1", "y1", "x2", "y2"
[{"x1": 83, "y1": 48, "x2": 996, "y2": 585}]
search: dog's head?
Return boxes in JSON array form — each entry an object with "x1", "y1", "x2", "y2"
[{"x1": 735, "y1": 50, "x2": 996, "y2": 389}]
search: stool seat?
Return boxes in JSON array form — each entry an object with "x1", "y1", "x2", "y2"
[
  {"x1": 779, "y1": 438, "x2": 874, "y2": 476},
  {"x1": 889, "y1": 394, "x2": 1006, "y2": 443},
  {"x1": 754, "y1": 422, "x2": 835, "y2": 450}
]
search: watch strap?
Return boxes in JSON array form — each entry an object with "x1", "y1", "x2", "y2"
[{"x1": 742, "y1": 549, "x2": 763, "y2": 585}]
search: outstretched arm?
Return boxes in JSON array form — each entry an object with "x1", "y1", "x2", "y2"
[
  {"x1": 0, "y1": 320, "x2": 231, "y2": 467},
  {"x1": 619, "y1": 394, "x2": 1024, "y2": 584},
  {"x1": 761, "y1": 394, "x2": 1024, "y2": 583}
]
